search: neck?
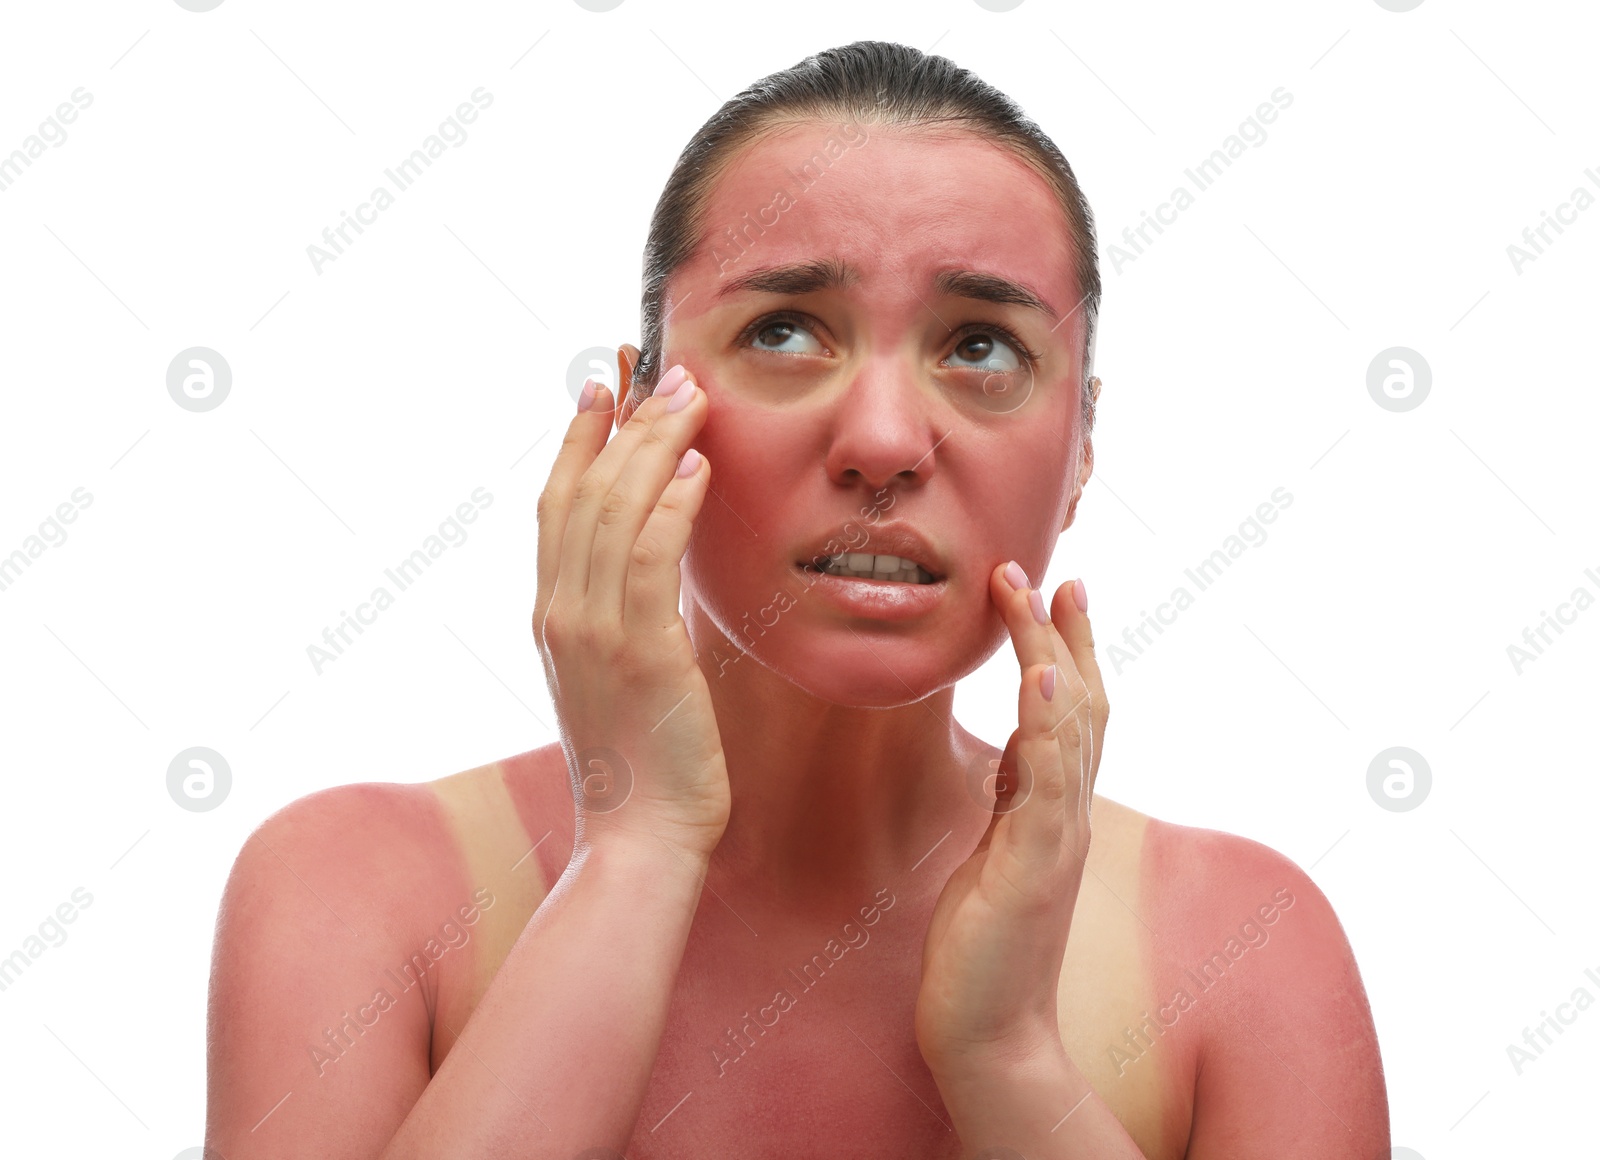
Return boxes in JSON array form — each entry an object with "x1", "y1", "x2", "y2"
[{"x1": 685, "y1": 599, "x2": 990, "y2": 922}]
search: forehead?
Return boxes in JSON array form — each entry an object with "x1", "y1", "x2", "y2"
[{"x1": 678, "y1": 120, "x2": 1081, "y2": 314}]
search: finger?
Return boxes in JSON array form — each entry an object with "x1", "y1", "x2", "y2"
[
  {"x1": 586, "y1": 367, "x2": 707, "y2": 617},
  {"x1": 560, "y1": 362, "x2": 695, "y2": 609},
  {"x1": 1050, "y1": 579, "x2": 1108, "y2": 802},
  {"x1": 987, "y1": 561, "x2": 1078, "y2": 885},
  {"x1": 993, "y1": 559, "x2": 1058, "y2": 679},
  {"x1": 534, "y1": 376, "x2": 618, "y2": 643},
  {"x1": 621, "y1": 442, "x2": 711, "y2": 633},
  {"x1": 969, "y1": 727, "x2": 1021, "y2": 860}
]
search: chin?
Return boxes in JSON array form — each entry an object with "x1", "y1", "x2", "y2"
[
  {"x1": 688, "y1": 573, "x2": 996, "y2": 707},
  {"x1": 749, "y1": 641, "x2": 969, "y2": 708}
]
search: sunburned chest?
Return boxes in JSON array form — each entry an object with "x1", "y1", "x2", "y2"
[
  {"x1": 623, "y1": 927, "x2": 967, "y2": 1160},
  {"x1": 423, "y1": 765, "x2": 1192, "y2": 1156},
  {"x1": 427, "y1": 896, "x2": 1191, "y2": 1156},
  {"x1": 616, "y1": 933, "x2": 1189, "y2": 1160}
]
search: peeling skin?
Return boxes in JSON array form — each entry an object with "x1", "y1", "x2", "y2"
[{"x1": 615, "y1": 120, "x2": 1094, "y2": 913}]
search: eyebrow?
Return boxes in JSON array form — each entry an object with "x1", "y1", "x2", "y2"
[{"x1": 715, "y1": 257, "x2": 1058, "y2": 321}]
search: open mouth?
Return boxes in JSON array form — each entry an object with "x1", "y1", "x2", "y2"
[{"x1": 797, "y1": 553, "x2": 943, "y2": 585}]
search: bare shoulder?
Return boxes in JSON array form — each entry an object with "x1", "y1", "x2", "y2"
[
  {"x1": 1129, "y1": 807, "x2": 1374, "y2": 1014},
  {"x1": 206, "y1": 777, "x2": 468, "y2": 1154},
  {"x1": 216, "y1": 777, "x2": 463, "y2": 946},
  {"x1": 1126, "y1": 810, "x2": 1391, "y2": 1157},
  {"x1": 206, "y1": 752, "x2": 575, "y2": 1155},
  {"x1": 1135, "y1": 811, "x2": 1365, "y2": 987},
  {"x1": 425, "y1": 743, "x2": 574, "y2": 892}
]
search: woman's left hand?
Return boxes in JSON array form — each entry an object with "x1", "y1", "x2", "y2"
[{"x1": 915, "y1": 564, "x2": 1109, "y2": 1076}]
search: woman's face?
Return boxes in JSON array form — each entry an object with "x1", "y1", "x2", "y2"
[{"x1": 634, "y1": 118, "x2": 1093, "y2": 706}]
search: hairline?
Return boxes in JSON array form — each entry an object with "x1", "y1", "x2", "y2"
[{"x1": 649, "y1": 113, "x2": 1094, "y2": 387}]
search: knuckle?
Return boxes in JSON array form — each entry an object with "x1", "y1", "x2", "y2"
[
  {"x1": 638, "y1": 423, "x2": 671, "y2": 453},
  {"x1": 539, "y1": 609, "x2": 570, "y2": 651},
  {"x1": 535, "y1": 485, "x2": 562, "y2": 529},
  {"x1": 1030, "y1": 755, "x2": 1069, "y2": 802},
  {"x1": 1061, "y1": 670, "x2": 1092, "y2": 715},
  {"x1": 545, "y1": 610, "x2": 608, "y2": 660},
  {"x1": 629, "y1": 534, "x2": 670, "y2": 573},
  {"x1": 626, "y1": 398, "x2": 660, "y2": 432},
  {"x1": 596, "y1": 487, "x2": 632, "y2": 529},
  {"x1": 571, "y1": 469, "x2": 609, "y2": 509}
]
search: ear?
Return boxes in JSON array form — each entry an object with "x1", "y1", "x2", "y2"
[
  {"x1": 613, "y1": 343, "x2": 641, "y2": 431},
  {"x1": 1060, "y1": 376, "x2": 1100, "y2": 534}
]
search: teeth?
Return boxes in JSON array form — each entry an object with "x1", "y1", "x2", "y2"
[{"x1": 812, "y1": 553, "x2": 936, "y2": 584}]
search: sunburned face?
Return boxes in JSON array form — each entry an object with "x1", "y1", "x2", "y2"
[{"x1": 636, "y1": 118, "x2": 1094, "y2": 706}]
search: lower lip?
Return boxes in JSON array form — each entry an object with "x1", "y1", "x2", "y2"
[{"x1": 792, "y1": 565, "x2": 948, "y2": 621}]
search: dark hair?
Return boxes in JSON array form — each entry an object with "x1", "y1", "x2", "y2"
[{"x1": 634, "y1": 39, "x2": 1102, "y2": 433}]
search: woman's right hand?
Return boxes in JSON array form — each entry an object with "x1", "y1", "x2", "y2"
[{"x1": 533, "y1": 345, "x2": 730, "y2": 861}]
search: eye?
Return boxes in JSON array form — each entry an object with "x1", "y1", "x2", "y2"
[
  {"x1": 744, "y1": 312, "x2": 826, "y2": 356},
  {"x1": 943, "y1": 326, "x2": 1038, "y2": 375}
]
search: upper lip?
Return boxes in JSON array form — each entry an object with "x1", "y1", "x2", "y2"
[{"x1": 794, "y1": 522, "x2": 948, "y2": 580}]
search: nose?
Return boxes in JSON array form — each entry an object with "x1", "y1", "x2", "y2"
[{"x1": 822, "y1": 354, "x2": 945, "y2": 491}]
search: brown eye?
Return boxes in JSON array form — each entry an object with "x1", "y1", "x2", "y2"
[
  {"x1": 946, "y1": 329, "x2": 1025, "y2": 373},
  {"x1": 747, "y1": 315, "x2": 824, "y2": 356},
  {"x1": 957, "y1": 335, "x2": 998, "y2": 363}
]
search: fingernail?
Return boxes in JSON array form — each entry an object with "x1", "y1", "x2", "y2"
[
  {"x1": 577, "y1": 376, "x2": 598, "y2": 413},
  {"x1": 1004, "y1": 560, "x2": 1028, "y2": 590},
  {"x1": 666, "y1": 377, "x2": 698, "y2": 413},
  {"x1": 1042, "y1": 664, "x2": 1056, "y2": 701},
  {"x1": 1028, "y1": 588, "x2": 1049, "y2": 625},
  {"x1": 1073, "y1": 577, "x2": 1088, "y2": 613},
  {"x1": 653, "y1": 364, "x2": 688, "y2": 397},
  {"x1": 676, "y1": 447, "x2": 702, "y2": 477}
]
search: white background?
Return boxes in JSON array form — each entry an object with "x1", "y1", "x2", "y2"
[{"x1": 0, "y1": 0, "x2": 1595, "y2": 1156}]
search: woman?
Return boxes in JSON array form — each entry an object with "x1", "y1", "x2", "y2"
[{"x1": 206, "y1": 40, "x2": 1388, "y2": 1158}]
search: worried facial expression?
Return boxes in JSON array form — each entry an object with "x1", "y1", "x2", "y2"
[{"x1": 631, "y1": 119, "x2": 1094, "y2": 705}]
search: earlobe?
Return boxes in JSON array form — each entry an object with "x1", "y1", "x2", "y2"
[
  {"x1": 1059, "y1": 375, "x2": 1101, "y2": 532},
  {"x1": 1060, "y1": 433, "x2": 1094, "y2": 534}
]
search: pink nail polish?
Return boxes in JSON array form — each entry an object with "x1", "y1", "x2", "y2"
[
  {"x1": 676, "y1": 447, "x2": 702, "y2": 477},
  {"x1": 1028, "y1": 588, "x2": 1049, "y2": 625},
  {"x1": 653, "y1": 364, "x2": 688, "y2": 397},
  {"x1": 1073, "y1": 577, "x2": 1088, "y2": 613},
  {"x1": 1004, "y1": 560, "x2": 1028, "y2": 590},
  {"x1": 1042, "y1": 664, "x2": 1056, "y2": 701},
  {"x1": 666, "y1": 378, "x2": 697, "y2": 413},
  {"x1": 577, "y1": 377, "x2": 597, "y2": 413}
]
